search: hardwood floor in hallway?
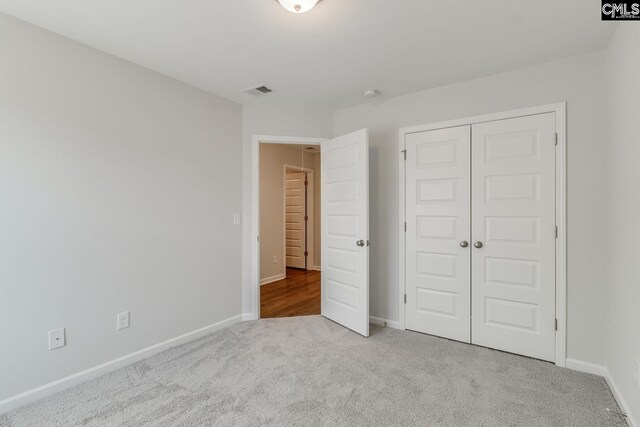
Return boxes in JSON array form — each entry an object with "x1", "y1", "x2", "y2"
[{"x1": 260, "y1": 268, "x2": 320, "y2": 318}]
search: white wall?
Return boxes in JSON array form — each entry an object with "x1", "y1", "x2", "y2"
[
  {"x1": 242, "y1": 105, "x2": 333, "y2": 315},
  {"x1": 604, "y1": 24, "x2": 640, "y2": 424},
  {"x1": 333, "y1": 51, "x2": 609, "y2": 366},
  {"x1": 0, "y1": 14, "x2": 243, "y2": 401},
  {"x1": 259, "y1": 144, "x2": 317, "y2": 280}
]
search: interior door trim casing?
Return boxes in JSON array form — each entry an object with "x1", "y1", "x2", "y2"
[{"x1": 398, "y1": 102, "x2": 567, "y2": 367}]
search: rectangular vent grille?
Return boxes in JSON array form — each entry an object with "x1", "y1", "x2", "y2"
[{"x1": 243, "y1": 85, "x2": 273, "y2": 96}]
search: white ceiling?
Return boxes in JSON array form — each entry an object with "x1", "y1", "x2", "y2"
[{"x1": 0, "y1": 0, "x2": 614, "y2": 110}]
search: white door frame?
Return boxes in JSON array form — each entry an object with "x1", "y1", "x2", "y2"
[
  {"x1": 283, "y1": 164, "x2": 315, "y2": 272},
  {"x1": 251, "y1": 135, "x2": 328, "y2": 319},
  {"x1": 398, "y1": 102, "x2": 567, "y2": 367}
]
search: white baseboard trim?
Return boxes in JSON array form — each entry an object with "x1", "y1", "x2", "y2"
[
  {"x1": 0, "y1": 314, "x2": 244, "y2": 415},
  {"x1": 242, "y1": 313, "x2": 258, "y2": 321},
  {"x1": 565, "y1": 358, "x2": 607, "y2": 377},
  {"x1": 370, "y1": 316, "x2": 402, "y2": 330},
  {"x1": 565, "y1": 358, "x2": 637, "y2": 426},
  {"x1": 604, "y1": 367, "x2": 638, "y2": 427},
  {"x1": 312, "y1": 266, "x2": 321, "y2": 271},
  {"x1": 260, "y1": 273, "x2": 285, "y2": 286}
]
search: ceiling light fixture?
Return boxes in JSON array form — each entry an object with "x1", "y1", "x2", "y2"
[{"x1": 276, "y1": 0, "x2": 320, "y2": 14}]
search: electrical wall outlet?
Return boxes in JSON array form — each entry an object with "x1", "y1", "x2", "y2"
[
  {"x1": 272, "y1": 256, "x2": 277, "y2": 264},
  {"x1": 233, "y1": 213, "x2": 241, "y2": 226},
  {"x1": 48, "y1": 328, "x2": 65, "y2": 350},
  {"x1": 117, "y1": 311, "x2": 130, "y2": 330}
]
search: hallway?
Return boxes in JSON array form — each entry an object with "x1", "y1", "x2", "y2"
[{"x1": 260, "y1": 268, "x2": 320, "y2": 318}]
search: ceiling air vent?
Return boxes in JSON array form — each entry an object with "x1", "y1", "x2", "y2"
[{"x1": 242, "y1": 85, "x2": 273, "y2": 96}]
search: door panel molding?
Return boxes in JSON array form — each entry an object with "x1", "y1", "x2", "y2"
[{"x1": 399, "y1": 102, "x2": 567, "y2": 367}]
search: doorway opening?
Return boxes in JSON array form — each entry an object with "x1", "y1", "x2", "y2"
[
  {"x1": 251, "y1": 130, "x2": 370, "y2": 336},
  {"x1": 259, "y1": 142, "x2": 322, "y2": 318}
]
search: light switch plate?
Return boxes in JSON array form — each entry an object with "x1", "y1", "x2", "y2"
[
  {"x1": 233, "y1": 213, "x2": 241, "y2": 226},
  {"x1": 48, "y1": 328, "x2": 65, "y2": 350}
]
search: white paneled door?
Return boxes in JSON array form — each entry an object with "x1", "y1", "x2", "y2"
[
  {"x1": 404, "y1": 112, "x2": 557, "y2": 362},
  {"x1": 321, "y1": 129, "x2": 369, "y2": 337},
  {"x1": 471, "y1": 113, "x2": 556, "y2": 361},
  {"x1": 285, "y1": 171, "x2": 306, "y2": 269},
  {"x1": 405, "y1": 126, "x2": 471, "y2": 343}
]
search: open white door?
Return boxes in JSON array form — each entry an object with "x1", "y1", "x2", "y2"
[{"x1": 321, "y1": 128, "x2": 369, "y2": 337}]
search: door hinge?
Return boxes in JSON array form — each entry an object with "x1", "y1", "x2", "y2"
[
  {"x1": 555, "y1": 318, "x2": 558, "y2": 331},
  {"x1": 555, "y1": 133, "x2": 558, "y2": 146},
  {"x1": 304, "y1": 180, "x2": 309, "y2": 186},
  {"x1": 402, "y1": 149, "x2": 407, "y2": 161},
  {"x1": 404, "y1": 294, "x2": 407, "y2": 304},
  {"x1": 304, "y1": 250, "x2": 308, "y2": 256},
  {"x1": 555, "y1": 226, "x2": 558, "y2": 238},
  {"x1": 404, "y1": 222, "x2": 407, "y2": 232},
  {"x1": 304, "y1": 215, "x2": 309, "y2": 221}
]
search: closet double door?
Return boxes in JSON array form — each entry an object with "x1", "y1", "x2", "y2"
[{"x1": 405, "y1": 113, "x2": 557, "y2": 362}]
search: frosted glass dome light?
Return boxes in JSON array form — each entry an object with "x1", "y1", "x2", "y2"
[{"x1": 276, "y1": 0, "x2": 320, "y2": 13}]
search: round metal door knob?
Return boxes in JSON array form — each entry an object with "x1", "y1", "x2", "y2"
[
  {"x1": 356, "y1": 240, "x2": 365, "y2": 247},
  {"x1": 459, "y1": 241, "x2": 469, "y2": 248},
  {"x1": 474, "y1": 241, "x2": 483, "y2": 248}
]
